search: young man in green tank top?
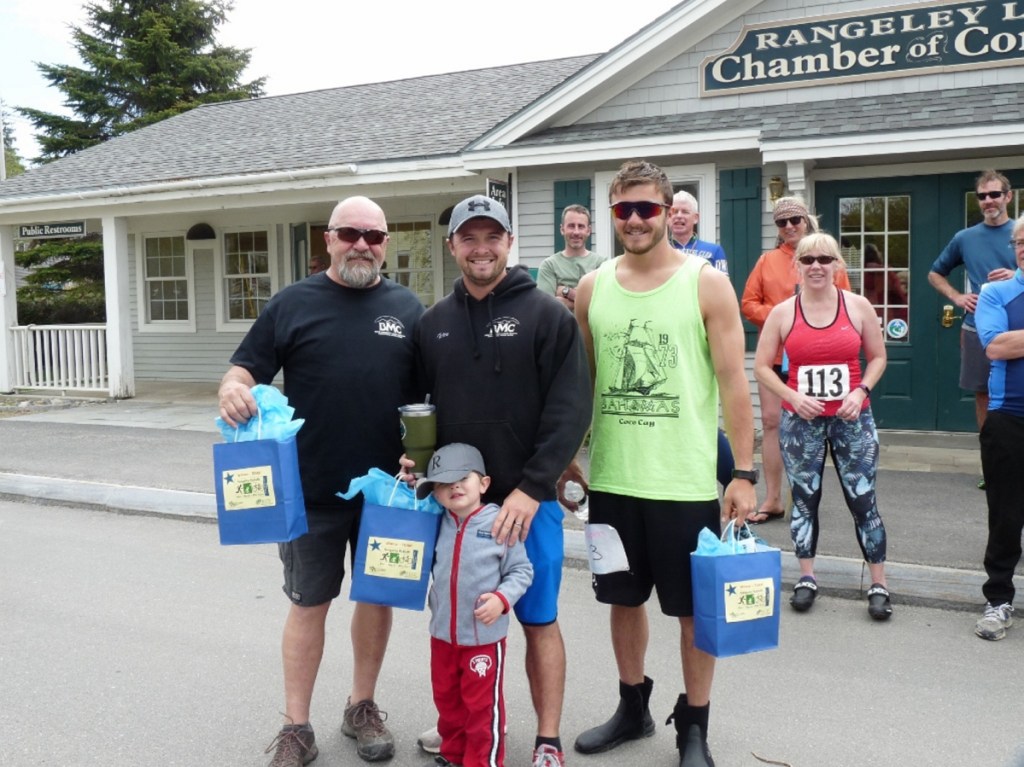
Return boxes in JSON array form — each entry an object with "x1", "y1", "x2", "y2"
[{"x1": 571, "y1": 160, "x2": 756, "y2": 767}]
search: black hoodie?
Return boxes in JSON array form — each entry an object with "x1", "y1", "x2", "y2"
[{"x1": 416, "y1": 266, "x2": 592, "y2": 504}]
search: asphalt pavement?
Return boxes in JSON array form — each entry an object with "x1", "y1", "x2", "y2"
[
  {"x1": 3, "y1": 498, "x2": 1024, "y2": 767},
  {"x1": 0, "y1": 382, "x2": 1019, "y2": 610}
]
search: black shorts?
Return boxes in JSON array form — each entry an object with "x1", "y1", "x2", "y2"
[
  {"x1": 279, "y1": 501, "x2": 362, "y2": 606},
  {"x1": 589, "y1": 491, "x2": 720, "y2": 617}
]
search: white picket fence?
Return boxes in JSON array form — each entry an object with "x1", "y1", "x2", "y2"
[{"x1": 10, "y1": 324, "x2": 108, "y2": 392}]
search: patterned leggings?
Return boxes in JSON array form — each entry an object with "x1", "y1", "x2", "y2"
[{"x1": 780, "y1": 408, "x2": 887, "y2": 563}]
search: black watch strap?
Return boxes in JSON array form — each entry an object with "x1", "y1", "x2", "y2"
[{"x1": 731, "y1": 468, "x2": 759, "y2": 484}]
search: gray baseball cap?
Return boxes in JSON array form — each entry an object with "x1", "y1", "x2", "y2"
[
  {"x1": 415, "y1": 443, "x2": 487, "y2": 499},
  {"x1": 447, "y1": 195, "x2": 512, "y2": 238}
]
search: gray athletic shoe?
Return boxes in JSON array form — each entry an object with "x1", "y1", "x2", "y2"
[
  {"x1": 342, "y1": 698, "x2": 395, "y2": 761},
  {"x1": 265, "y1": 724, "x2": 318, "y2": 767},
  {"x1": 975, "y1": 602, "x2": 1014, "y2": 641},
  {"x1": 417, "y1": 726, "x2": 442, "y2": 754}
]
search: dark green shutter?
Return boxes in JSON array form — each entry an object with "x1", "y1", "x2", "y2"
[
  {"x1": 719, "y1": 168, "x2": 763, "y2": 350},
  {"x1": 553, "y1": 180, "x2": 593, "y2": 252}
]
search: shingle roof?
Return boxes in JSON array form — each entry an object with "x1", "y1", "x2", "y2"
[
  {"x1": 0, "y1": 55, "x2": 598, "y2": 201},
  {"x1": 508, "y1": 83, "x2": 1024, "y2": 147}
]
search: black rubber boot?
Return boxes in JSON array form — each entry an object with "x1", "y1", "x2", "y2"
[
  {"x1": 666, "y1": 694, "x2": 715, "y2": 767},
  {"x1": 573, "y1": 676, "x2": 655, "y2": 754}
]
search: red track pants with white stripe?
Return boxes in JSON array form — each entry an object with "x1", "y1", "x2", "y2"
[{"x1": 431, "y1": 636, "x2": 507, "y2": 767}]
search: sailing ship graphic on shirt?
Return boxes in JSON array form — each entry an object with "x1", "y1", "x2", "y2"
[{"x1": 601, "y1": 319, "x2": 679, "y2": 418}]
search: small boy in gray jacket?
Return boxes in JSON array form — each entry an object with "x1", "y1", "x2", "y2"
[{"x1": 416, "y1": 443, "x2": 533, "y2": 767}]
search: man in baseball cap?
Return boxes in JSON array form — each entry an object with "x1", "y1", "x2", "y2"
[{"x1": 447, "y1": 194, "x2": 512, "y2": 238}]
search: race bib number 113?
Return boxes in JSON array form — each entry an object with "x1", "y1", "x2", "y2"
[{"x1": 796, "y1": 364, "x2": 850, "y2": 400}]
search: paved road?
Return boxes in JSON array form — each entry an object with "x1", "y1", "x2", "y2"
[{"x1": 3, "y1": 499, "x2": 1023, "y2": 767}]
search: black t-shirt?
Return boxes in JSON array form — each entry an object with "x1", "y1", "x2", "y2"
[{"x1": 231, "y1": 273, "x2": 423, "y2": 508}]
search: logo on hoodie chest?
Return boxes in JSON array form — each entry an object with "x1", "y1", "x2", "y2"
[
  {"x1": 485, "y1": 316, "x2": 521, "y2": 338},
  {"x1": 374, "y1": 315, "x2": 407, "y2": 339}
]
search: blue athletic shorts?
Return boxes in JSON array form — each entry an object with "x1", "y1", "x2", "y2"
[{"x1": 513, "y1": 500, "x2": 564, "y2": 626}]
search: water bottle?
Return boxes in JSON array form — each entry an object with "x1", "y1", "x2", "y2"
[{"x1": 563, "y1": 480, "x2": 589, "y2": 522}]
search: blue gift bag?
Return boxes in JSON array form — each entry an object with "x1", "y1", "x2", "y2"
[
  {"x1": 350, "y1": 501, "x2": 442, "y2": 611},
  {"x1": 691, "y1": 522, "x2": 781, "y2": 658},
  {"x1": 213, "y1": 437, "x2": 308, "y2": 545}
]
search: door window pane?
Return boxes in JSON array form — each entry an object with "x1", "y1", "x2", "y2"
[
  {"x1": 143, "y1": 235, "x2": 189, "y2": 322},
  {"x1": 223, "y1": 230, "x2": 271, "y2": 320},
  {"x1": 839, "y1": 195, "x2": 910, "y2": 342}
]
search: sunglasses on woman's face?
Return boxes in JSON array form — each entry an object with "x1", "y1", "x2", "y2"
[
  {"x1": 797, "y1": 255, "x2": 837, "y2": 265},
  {"x1": 328, "y1": 226, "x2": 388, "y2": 245},
  {"x1": 775, "y1": 216, "x2": 804, "y2": 227},
  {"x1": 609, "y1": 201, "x2": 668, "y2": 220}
]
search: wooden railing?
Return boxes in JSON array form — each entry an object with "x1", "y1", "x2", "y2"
[{"x1": 10, "y1": 324, "x2": 108, "y2": 392}]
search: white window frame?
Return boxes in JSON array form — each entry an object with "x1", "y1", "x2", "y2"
[
  {"x1": 135, "y1": 231, "x2": 197, "y2": 334},
  {"x1": 214, "y1": 226, "x2": 278, "y2": 333},
  {"x1": 386, "y1": 216, "x2": 440, "y2": 305},
  {"x1": 593, "y1": 163, "x2": 718, "y2": 258}
]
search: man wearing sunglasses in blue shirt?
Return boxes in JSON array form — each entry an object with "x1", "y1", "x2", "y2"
[{"x1": 929, "y1": 170, "x2": 1017, "y2": 489}]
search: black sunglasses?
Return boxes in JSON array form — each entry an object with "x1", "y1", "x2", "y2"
[
  {"x1": 610, "y1": 201, "x2": 668, "y2": 220},
  {"x1": 775, "y1": 216, "x2": 804, "y2": 227},
  {"x1": 328, "y1": 226, "x2": 388, "y2": 245},
  {"x1": 797, "y1": 255, "x2": 837, "y2": 265},
  {"x1": 976, "y1": 190, "x2": 1006, "y2": 201}
]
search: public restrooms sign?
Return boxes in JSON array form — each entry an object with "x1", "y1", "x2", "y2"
[{"x1": 701, "y1": 1, "x2": 1024, "y2": 95}]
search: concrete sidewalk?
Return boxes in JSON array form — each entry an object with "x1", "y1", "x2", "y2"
[{"x1": 1, "y1": 382, "x2": 1018, "y2": 609}]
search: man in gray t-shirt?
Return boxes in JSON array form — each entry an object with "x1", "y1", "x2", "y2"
[{"x1": 536, "y1": 204, "x2": 608, "y2": 311}]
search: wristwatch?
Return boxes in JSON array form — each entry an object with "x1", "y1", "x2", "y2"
[
  {"x1": 731, "y1": 468, "x2": 759, "y2": 484},
  {"x1": 561, "y1": 286, "x2": 572, "y2": 298}
]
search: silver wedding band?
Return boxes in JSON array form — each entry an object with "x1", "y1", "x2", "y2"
[{"x1": 513, "y1": 522, "x2": 523, "y2": 527}]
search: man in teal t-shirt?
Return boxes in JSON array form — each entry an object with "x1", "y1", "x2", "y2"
[
  {"x1": 536, "y1": 204, "x2": 607, "y2": 312},
  {"x1": 929, "y1": 169, "x2": 1017, "y2": 451}
]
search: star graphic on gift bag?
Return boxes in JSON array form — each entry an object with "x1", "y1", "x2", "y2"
[
  {"x1": 370, "y1": 540, "x2": 381, "y2": 551},
  {"x1": 727, "y1": 585, "x2": 737, "y2": 596},
  {"x1": 225, "y1": 473, "x2": 234, "y2": 483}
]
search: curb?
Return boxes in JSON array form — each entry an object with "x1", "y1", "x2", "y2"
[{"x1": 2, "y1": 471, "x2": 1015, "y2": 611}]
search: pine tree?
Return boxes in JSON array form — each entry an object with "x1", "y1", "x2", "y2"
[
  {"x1": 2, "y1": 104, "x2": 25, "y2": 178},
  {"x1": 16, "y1": 0, "x2": 265, "y2": 162}
]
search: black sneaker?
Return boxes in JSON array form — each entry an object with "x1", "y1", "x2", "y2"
[
  {"x1": 265, "y1": 724, "x2": 318, "y2": 767},
  {"x1": 342, "y1": 698, "x2": 395, "y2": 761},
  {"x1": 790, "y1": 576, "x2": 817, "y2": 612}
]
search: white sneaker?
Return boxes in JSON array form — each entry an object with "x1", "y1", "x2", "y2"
[
  {"x1": 975, "y1": 602, "x2": 1014, "y2": 641},
  {"x1": 417, "y1": 726, "x2": 441, "y2": 754}
]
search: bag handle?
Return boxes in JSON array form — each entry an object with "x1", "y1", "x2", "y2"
[
  {"x1": 388, "y1": 473, "x2": 419, "y2": 510},
  {"x1": 230, "y1": 407, "x2": 263, "y2": 443},
  {"x1": 720, "y1": 519, "x2": 756, "y2": 554}
]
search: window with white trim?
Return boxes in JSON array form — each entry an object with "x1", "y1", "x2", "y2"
[
  {"x1": 223, "y1": 230, "x2": 271, "y2": 321},
  {"x1": 138, "y1": 233, "x2": 196, "y2": 332}
]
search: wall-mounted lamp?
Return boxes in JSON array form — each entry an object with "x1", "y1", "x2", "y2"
[
  {"x1": 186, "y1": 223, "x2": 216, "y2": 240},
  {"x1": 768, "y1": 176, "x2": 786, "y2": 204}
]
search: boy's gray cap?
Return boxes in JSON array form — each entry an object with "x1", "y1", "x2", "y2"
[
  {"x1": 447, "y1": 195, "x2": 512, "y2": 238},
  {"x1": 415, "y1": 443, "x2": 487, "y2": 499}
]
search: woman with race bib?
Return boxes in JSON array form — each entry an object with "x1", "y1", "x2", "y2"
[{"x1": 753, "y1": 232, "x2": 892, "y2": 621}]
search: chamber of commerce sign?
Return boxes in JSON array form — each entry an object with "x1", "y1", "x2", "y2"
[
  {"x1": 18, "y1": 221, "x2": 87, "y2": 238},
  {"x1": 701, "y1": 1, "x2": 1024, "y2": 95}
]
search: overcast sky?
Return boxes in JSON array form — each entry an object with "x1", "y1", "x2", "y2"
[{"x1": 1, "y1": 0, "x2": 682, "y2": 164}]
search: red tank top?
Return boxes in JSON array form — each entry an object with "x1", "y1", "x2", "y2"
[{"x1": 783, "y1": 291, "x2": 866, "y2": 417}]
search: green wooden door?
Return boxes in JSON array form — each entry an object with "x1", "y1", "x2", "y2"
[
  {"x1": 720, "y1": 167, "x2": 763, "y2": 350},
  {"x1": 818, "y1": 171, "x2": 1024, "y2": 431}
]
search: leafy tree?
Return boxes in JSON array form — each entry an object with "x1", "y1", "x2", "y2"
[
  {"x1": 17, "y1": 0, "x2": 265, "y2": 161},
  {"x1": 16, "y1": 236, "x2": 107, "y2": 324},
  {"x1": 2, "y1": 104, "x2": 25, "y2": 177}
]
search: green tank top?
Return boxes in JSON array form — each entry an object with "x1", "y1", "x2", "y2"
[{"x1": 588, "y1": 255, "x2": 718, "y2": 501}]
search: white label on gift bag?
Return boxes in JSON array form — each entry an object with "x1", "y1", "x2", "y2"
[
  {"x1": 584, "y1": 524, "x2": 630, "y2": 574},
  {"x1": 796, "y1": 363, "x2": 850, "y2": 400},
  {"x1": 222, "y1": 466, "x2": 276, "y2": 510},
  {"x1": 723, "y1": 578, "x2": 775, "y2": 623},
  {"x1": 363, "y1": 537, "x2": 425, "y2": 581}
]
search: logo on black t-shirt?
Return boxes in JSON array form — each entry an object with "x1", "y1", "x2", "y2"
[
  {"x1": 484, "y1": 316, "x2": 520, "y2": 338},
  {"x1": 374, "y1": 315, "x2": 407, "y2": 339}
]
